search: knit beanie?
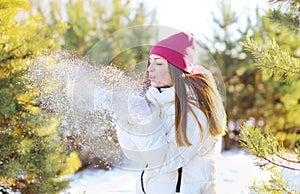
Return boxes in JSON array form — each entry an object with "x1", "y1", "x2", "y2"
[{"x1": 149, "y1": 32, "x2": 200, "y2": 74}]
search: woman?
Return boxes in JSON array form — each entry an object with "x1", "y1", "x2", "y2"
[{"x1": 116, "y1": 32, "x2": 227, "y2": 194}]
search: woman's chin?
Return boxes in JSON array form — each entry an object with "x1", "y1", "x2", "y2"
[
  {"x1": 150, "y1": 82, "x2": 159, "y2": 88},
  {"x1": 151, "y1": 83, "x2": 163, "y2": 88},
  {"x1": 151, "y1": 82, "x2": 172, "y2": 88}
]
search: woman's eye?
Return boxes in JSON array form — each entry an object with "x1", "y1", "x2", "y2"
[{"x1": 156, "y1": 63, "x2": 163, "y2": 66}]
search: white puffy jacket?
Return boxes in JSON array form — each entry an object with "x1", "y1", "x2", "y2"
[{"x1": 116, "y1": 86, "x2": 223, "y2": 194}]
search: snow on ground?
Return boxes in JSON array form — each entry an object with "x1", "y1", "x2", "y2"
[{"x1": 62, "y1": 149, "x2": 269, "y2": 194}]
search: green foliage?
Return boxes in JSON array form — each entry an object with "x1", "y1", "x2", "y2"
[
  {"x1": 27, "y1": 50, "x2": 124, "y2": 171},
  {"x1": 208, "y1": 0, "x2": 299, "y2": 150},
  {"x1": 240, "y1": 0, "x2": 300, "y2": 149},
  {"x1": 35, "y1": 0, "x2": 156, "y2": 70},
  {"x1": 204, "y1": 0, "x2": 264, "y2": 149},
  {"x1": 251, "y1": 168, "x2": 300, "y2": 194},
  {"x1": 242, "y1": 35, "x2": 300, "y2": 81},
  {"x1": 27, "y1": 0, "x2": 157, "y2": 169},
  {"x1": 240, "y1": 0, "x2": 300, "y2": 193},
  {"x1": 240, "y1": 125, "x2": 300, "y2": 193},
  {"x1": 240, "y1": 125, "x2": 300, "y2": 168},
  {"x1": 69, "y1": 110, "x2": 122, "y2": 170},
  {"x1": 0, "y1": 0, "x2": 80, "y2": 193},
  {"x1": 267, "y1": 0, "x2": 300, "y2": 32}
]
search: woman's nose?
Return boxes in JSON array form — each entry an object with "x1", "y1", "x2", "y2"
[{"x1": 148, "y1": 62, "x2": 155, "y2": 72}]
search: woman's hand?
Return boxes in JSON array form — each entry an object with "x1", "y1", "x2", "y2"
[
  {"x1": 127, "y1": 94, "x2": 152, "y2": 125},
  {"x1": 94, "y1": 87, "x2": 112, "y2": 112}
]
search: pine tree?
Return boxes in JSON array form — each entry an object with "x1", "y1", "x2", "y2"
[
  {"x1": 240, "y1": 0, "x2": 300, "y2": 192},
  {"x1": 204, "y1": 0, "x2": 265, "y2": 149},
  {"x1": 35, "y1": 0, "x2": 156, "y2": 70},
  {"x1": 0, "y1": 0, "x2": 81, "y2": 193},
  {"x1": 29, "y1": 0, "x2": 158, "y2": 169},
  {"x1": 207, "y1": 0, "x2": 300, "y2": 151}
]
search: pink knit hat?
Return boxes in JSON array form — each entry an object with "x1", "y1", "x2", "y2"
[{"x1": 149, "y1": 32, "x2": 201, "y2": 74}]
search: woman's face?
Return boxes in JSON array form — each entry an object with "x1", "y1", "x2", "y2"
[{"x1": 148, "y1": 54, "x2": 173, "y2": 88}]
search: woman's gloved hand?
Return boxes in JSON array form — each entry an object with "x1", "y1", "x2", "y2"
[
  {"x1": 94, "y1": 87, "x2": 113, "y2": 112},
  {"x1": 127, "y1": 93, "x2": 152, "y2": 125}
]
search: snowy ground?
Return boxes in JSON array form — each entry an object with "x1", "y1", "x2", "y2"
[{"x1": 61, "y1": 149, "x2": 272, "y2": 194}]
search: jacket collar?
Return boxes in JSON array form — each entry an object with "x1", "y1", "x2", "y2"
[{"x1": 146, "y1": 86, "x2": 174, "y2": 108}]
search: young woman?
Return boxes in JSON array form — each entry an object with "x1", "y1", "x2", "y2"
[{"x1": 116, "y1": 32, "x2": 227, "y2": 194}]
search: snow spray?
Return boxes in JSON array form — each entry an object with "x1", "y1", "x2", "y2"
[{"x1": 27, "y1": 25, "x2": 226, "y2": 170}]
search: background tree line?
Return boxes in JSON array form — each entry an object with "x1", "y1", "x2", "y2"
[
  {"x1": 0, "y1": 0, "x2": 155, "y2": 193},
  {"x1": 0, "y1": 0, "x2": 79, "y2": 193},
  {"x1": 206, "y1": 0, "x2": 300, "y2": 151},
  {"x1": 0, "y1": 0, "x2": 299, "y2": 193},
  {"x1": 240, "y1": 0, "x2": 300, "y2": 192}
]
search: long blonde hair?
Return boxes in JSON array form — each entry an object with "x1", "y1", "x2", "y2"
[
  {"x1": 169, "y1": 64, "x2": 227, "y2": 146},
  {"x1": 142, "y1": 63, "x2": 227, "y2": 147}
]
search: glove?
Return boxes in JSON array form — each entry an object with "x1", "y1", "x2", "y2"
[
  {"x1": 94, "y1": 87, "x2": 112, "y2": 112},
  {"x1": 127, "y1": 93, "x2": 152, "y2": 125}
]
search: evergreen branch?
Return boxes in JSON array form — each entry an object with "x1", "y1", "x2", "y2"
[
  {"x1": 263, "y1": 184, "x2": 293, "y2": 194},
  {"x1": 275, "y1": 152, "x2": 300, "y2": 164},
  {"x1": 259, "y1": 61, "x2": 300, "y2": 75},
  {"x1": 252, "y1": 140, "x2": 300, "y2": 171},
  {"x1": 268, "y1": 10, "x2": 300, "y2": 32},
  {"x1": 1, "y1": 41, "x2": 37, "y2": 65},
  {"x1": 259, "y1": 41, "x2": 300, "y2": 74},
  {"x1": 16, "y1": 99, "x2": 39, "y2": 107},
  {"x1": 251, "y1": 169, "x2": 299, "y2": 194},
  {"x1": 241, "y1": 36, "x2": 300, "y2": 79},
  {"x1": 254, "y1": 181, "x2": 295, "y2": 194},
  {"x1": 6, "y1": 44, "x2": 24, "y2": 56},
  {"x1": 240, "y1": 125, "x2": 300, "y2": 172},
  {"x1": 0, "y1": 53, "x2": 30, "y2": 65},
  {"x1": 262, "y1": 153, "x2": 300, "y2": 171},
  {"x1": 0, "y1": 1, "x2": 28, "y2": 10}
]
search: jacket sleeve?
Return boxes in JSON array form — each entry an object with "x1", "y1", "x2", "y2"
[
  {"x1": 116, "y1": 87, "x2": 219, "y2": 173},
  {"x1": 115, "y1": 92, "x2": 165, "y2": 164},
  {"x1": 117, "y1": 106, "x2": 217, "y2": 173}
]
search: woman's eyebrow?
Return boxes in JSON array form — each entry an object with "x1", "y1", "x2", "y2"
[{"x1": 149, "y1": 57, "x2": 163, "y2": 61}]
